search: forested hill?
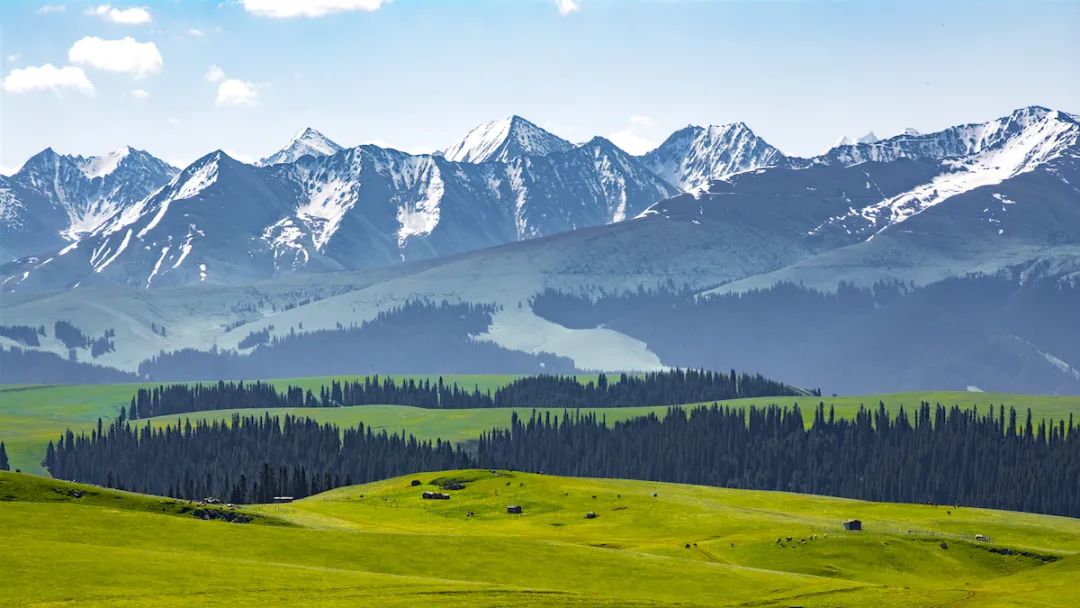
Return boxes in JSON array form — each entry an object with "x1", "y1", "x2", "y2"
[
  {"x1": 46, "y1": 402, "x2": 1080, "y2": 518},
  {"x1": 126, "y1": 369, "x2": 812, "y2": 419},
  {"x1": 479, "y1": 404, "x2": 1080, "y2": 518}
]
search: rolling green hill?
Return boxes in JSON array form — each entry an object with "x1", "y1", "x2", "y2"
[
  {"x1": 2, "y1": 469, "x2": 1078, "y2": 607},
  {"x1": 2, "y1": 379, "x2": 1080, "y2": 473}
]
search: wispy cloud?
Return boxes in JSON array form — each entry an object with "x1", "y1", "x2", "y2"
[
  {"x1": 608, "y1": 115, "x2": 659, "y2": 154},
  {"x1": 88, "y1": 4, "x2": 153, "y2": 25},
  {"x1": 3, "y1": 64, "x2": 94, "y2": 95},
  {"x1": 68, "y1": 36, "x2": 163, "y2": 78},
  {"x1": 187, "y1": 28, "x2": 205, "y2": 37},
  {"x1": 216, "y1": 79, "x2": 258, "y2": 107},
  {"x1": 205, "y1": 64, "x2": 226, "y2": 83},
  {"x1": 36, "y1": 4, "x2": 67, "y2": 15},
  {"x1": 607, "y1": 129, "x2": 655, "y2": 155},
  {"x1": 131, "y1": 88, "x2": 150, "y2": 99},
  {"x1": 242, "y1": 0, "x2": 389, "y2": 19},
  {"x1": 555, "y1": 0, "x2": 580, "y2": 16}
]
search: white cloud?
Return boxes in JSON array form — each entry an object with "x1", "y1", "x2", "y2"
[
  {"x1": 7, "y1": 53, "x2": 21, "y2": 64},
  {"x1": 242, "y1": 0, "x2": 388, "y2": 18},
  {"x1": 131, "y1": 88, "x2": 149, "y2": 99},
  {"x1": 37, "y1": 4, "x2": 67, "y2": 14},
  {"x1": 365, "y1": 139, "x2": 433, "y2": 155},
  {"x1": 187, "y1": 28, "x2": 205, "y2": 37},
  {"x1": 3, "y1": 64, "x2": 94, "y2": 95},
  {"x1": 223, "y1": 149, "x2": 256, "y2": 164},
  {"x1": 216, "y1": 79, "x2": 258, "y2": 107},
  {"x1": 205, "y1": 64, "x2": 226, "y2": 83},
  {"x1": 608, "y1": 115, "x2": 660, "y2": 154},
  {"x1": 607, "y1": 129, "x2": 656, "y2": 155},
  {"x1": 555, "y1": 0, "x2": 580, "y2": 16},
  {"x1": 69, "y1": 36, "x2": 163, "y2": 78},
  {"x1": 89, "y1": 4, "x2": 152, "y2": 25}
]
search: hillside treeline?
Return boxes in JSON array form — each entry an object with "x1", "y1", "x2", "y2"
[
  {"x1": 478, "y1": 404, "x2": 1080, "y2": 518},
  {"x1": 494, "y1": 369, "x2": 810, "y2": 407},
  {"x1": 126, "y1": 369, "x2": 808, "y2": 419},
  {"x1": 0, "y1": 347, "x2": 138, "y2": 385},
  {"x1": 44, "y1": 402, "x2": 1080, "y2": 517},
  {"x1": 530, "y1": 274, "x2": 1080, "y2": 394},
  {"x1": 136, "y1": 302, "x2": 574, "y2": 381},
  {"x1": 44, "y1": 414, "x2": 469, "y2": 503}
]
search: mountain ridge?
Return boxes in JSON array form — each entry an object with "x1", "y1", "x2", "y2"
[{"x1": 2, "y1": 105, "x2": 1074, "y2": 296}]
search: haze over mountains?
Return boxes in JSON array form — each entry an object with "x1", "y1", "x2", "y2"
[{"x1": 2, "y1": 106, "x2": 1078, "y2": 393}]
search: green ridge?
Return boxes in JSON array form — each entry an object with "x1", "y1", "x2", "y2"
[
  {"x1": 3, "y1": 379, "x2": 1080, "y2": 473},
  {"x1": 2, "y1": 469, "x2": 1077, "y2": 607}
]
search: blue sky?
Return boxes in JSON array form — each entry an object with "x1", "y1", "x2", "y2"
[{"x1": 1, "y1": 0, "x2": 1078, "y2": 172}]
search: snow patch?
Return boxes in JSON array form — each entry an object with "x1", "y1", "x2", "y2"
[
  {"x1": 93, "y1": 228, "x2": 132, "y2": 273},
  {"x1": 396, "y1": 163, "x2": 444, "y2": 245},
  {"x1": 145, "y1": 245, "x2": 170, "y2": 287},
  {"x1": 474, "y1": 307, "x2": 664, "y2": 372},
  {"x1": 76, "y1": 147, "x2": 130, "y2": 179},
  {"x1": 174, "y1": 160, "x2": 219, "y2": 201}
]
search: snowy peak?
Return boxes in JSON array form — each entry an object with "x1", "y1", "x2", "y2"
[
  {"x1": 817, "y1": 106, "x2": 1072, "y2": 166},
  {"x1": 811, "y1": 106, "x2": 1080, "y2": 240},
  {"x1": 74, "y1": 147, "x2": 132, "y2": 179},
  {"x1": 833, "y1": 132, "x2": 880, "y2": 148},
  {"x1": 442, "y1": 115, "x2": 573, "y2": 163},
  {"x1": 257, "y1": 127, "x2": 343, "y2": 167},
  {"x1": 642, "y1": 122, "x2": 786, "y2": 191},
  {"x1": 18, "y1": 146, "x2": 172, "y2": 181},
  {"x1": 3, "y1": 145, "x2": 176, "y2": 247}
]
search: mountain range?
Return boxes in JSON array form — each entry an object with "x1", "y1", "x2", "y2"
[{"x1": 2, "y1": 106, "x2": 1078, "y2": 393}]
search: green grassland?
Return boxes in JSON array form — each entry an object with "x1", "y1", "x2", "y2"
[
  {"x1": 2, "y1": 469, "x2": 1078, "y2": 607},
  {"x1": 2, "y1": 378, "x2": 1080, "y2": 473}
]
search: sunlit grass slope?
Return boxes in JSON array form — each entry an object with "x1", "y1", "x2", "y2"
[
  {"x1": 2, "y1": 379, "x2": 1079, "y2": 473},
  {"x1": 2, "y1": 469, "x2": 1078, "y2": 607}
]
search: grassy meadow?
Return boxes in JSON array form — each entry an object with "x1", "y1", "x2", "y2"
[
  {"x1": 2, "y1": 468, "x2": 1078, "y2": 607},
  {"x1": 2, "y1": 377, "x2": 1080, "y2": 473}
]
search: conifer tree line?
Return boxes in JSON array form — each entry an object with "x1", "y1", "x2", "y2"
[
  {"x1": 476, "y1": 404, "x2": 1080, "y2": 518},
  {"x1": 42, "y1": 401, "x2": 1080, "y2": 517},
  {"x1": 0, "y1": 324, "x2": 45, "y2": 347},
  {"x1": 493, "y1": 369, "x2": 811, "y2": 407},
  {"x1": 44, "y1": 414, "x2": 469, "y2": 503},
  {"x1": 127, "y1": 369, "x2": 809, "y2": 419}
]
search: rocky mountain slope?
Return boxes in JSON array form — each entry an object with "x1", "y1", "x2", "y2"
[{"x1": 0, "y1": 147, "x2": 176, "y2": 262}]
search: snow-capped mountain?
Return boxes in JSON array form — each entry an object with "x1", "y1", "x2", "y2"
[
  {"x1": 257, "y1": 128, "x2": 343, "y2": 167},
  {"x1": 815, "y1": 106, "x2": 1064, "y2": 166},
  {"x1": 833, "y1": 131, "x2": 880, "y2": 147},
  {"x1": 809, "y1": 107, "x2": 1080, "y2": 240},
  {"x1": 641, "y1": 122, "x2": 786, "y2": 191},
  {"x1": 4, "y1": 151, "x2": 303, "y2": 291},
  {"x1": 4, "y1": 106, "x2": 1077, "y2": 298},
  {"x1": 4, "y1": 107, "x2": 1080, "y2": 393},
  {"x1": 442, "y1": 115, "x2": 573, "y2": 163},
  {"x1": 2, "y1": 133, "x2": 673, "y2": 291},
  {"x1": 0, "y1": 147, "x2": 176, "y2": 263}
]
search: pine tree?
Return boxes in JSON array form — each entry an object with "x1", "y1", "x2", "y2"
[{"x1": 0, "y1": 441, "x2": 9, "y2": 471}]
